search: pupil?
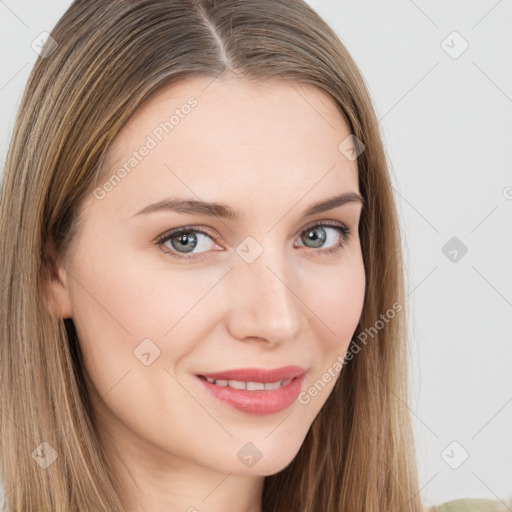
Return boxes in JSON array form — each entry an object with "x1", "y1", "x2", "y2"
[
  {"x1": 305, "y1": 227, "x2": 326, "y2": 248},
  {"x1": 173, "y1": 232, "x2": 197, "y2": 253}
]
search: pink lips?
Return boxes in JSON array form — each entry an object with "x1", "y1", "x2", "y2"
[
  {"x1": 199, "y1": 365, "x2": 306, "y2": 383},
  {"x1": 196, "y1": 365, "x2": 307, "y2": 415}
]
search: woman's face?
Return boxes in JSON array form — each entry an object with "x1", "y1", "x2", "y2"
[{"x1": 49, "y1": 76, "x2": 365, "y2": 483}]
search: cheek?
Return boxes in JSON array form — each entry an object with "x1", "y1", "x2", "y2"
[
  {"x1": 66, "y1": 244, "x2": 228, "y2": 389},
  {"x1": 293, "y1": 257, "x2": 365, "y2": 411},
  {"x1": 310, "y1": 253, "x2": 366, "y2": 347},
  {"x1": 323, "y1": 271, "x2": 364, "y2": 324},
  {"x1": 66, "y1": 249, "x2": 223, "y2": 456}
]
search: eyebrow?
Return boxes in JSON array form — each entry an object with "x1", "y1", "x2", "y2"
[{"x1": 131, "y1": 191, "x2": 364, "y2": 220}]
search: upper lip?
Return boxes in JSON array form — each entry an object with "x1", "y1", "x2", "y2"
[{"x1": 198, "y1": 365, "x2": 306, "y2": 383}]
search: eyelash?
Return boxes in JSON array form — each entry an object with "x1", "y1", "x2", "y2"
[{"x1": 155, "y1": 220, "x2": 352, "y2": 261}]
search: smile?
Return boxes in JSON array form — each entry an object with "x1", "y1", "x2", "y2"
[
  {"x1": 195, "y1": 367, "x2": 307, "y2": 415},
  {"x1": 200, "y1": 376, "x2": 293, "y2": 391}
]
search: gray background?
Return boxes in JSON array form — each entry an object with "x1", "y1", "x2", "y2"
[{"x1": 1, "y1": 0, "x2": 511, "y2": 508}]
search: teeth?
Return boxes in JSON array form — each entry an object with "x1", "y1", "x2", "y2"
[
  {"x1": 228, "y1": 379, "x2": 247, "y2": 390},
  {"x1": 203, "y1": 377, "x2": 293, "y2": 390},
  {"x1": 246, "y1": 381, "x2": 265, "y2": 391},
  {"x1": 263, "y1": 380, "x2": 282, "y2": 390}
]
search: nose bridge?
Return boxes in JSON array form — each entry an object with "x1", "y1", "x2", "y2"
[{"x1": 226, "y1": 241, "x2": 303, "y2": 343}]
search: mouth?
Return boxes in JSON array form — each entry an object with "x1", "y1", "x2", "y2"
[
  {"x1": 195, "y1": 366, "x2": 307, "y2": 415},
  {"x1": 197, "y1": 374, "x2": 294, "y2": 391},
  {"x1": 197, "y1": 365, "x2": 306, "y2": 384}
]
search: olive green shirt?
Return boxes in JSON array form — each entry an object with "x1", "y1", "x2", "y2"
[{"x1": 430, "y1": 497, "x2": 511, "y2": 512}]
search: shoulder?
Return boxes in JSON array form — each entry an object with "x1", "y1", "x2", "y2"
[{"x1": 429, "y1": 497, "x2": 511, "y2": 512}]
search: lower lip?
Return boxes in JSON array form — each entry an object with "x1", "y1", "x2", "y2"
[{"x1": 196, "y1": 373, "x2": 307, "y2": 415}]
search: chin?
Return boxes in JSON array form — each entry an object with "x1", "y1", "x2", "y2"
[{"x1": 228, "y1": 444, "x2": 303, "y2": 477}]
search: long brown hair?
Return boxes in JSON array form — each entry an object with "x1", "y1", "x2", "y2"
[{"x1": 0, "y1": 1, "x2": 424, "y2": 510}]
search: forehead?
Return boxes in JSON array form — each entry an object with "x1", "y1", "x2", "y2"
[
  {"x1": 105, "y1": 75, "x2": 353, "y2": 167},
  {"x1": 123, "y1": 75, "x2": 347, "y2": 133},
  {"x1": 93, "y1": 76, "x2": 359, "y2": 220}
]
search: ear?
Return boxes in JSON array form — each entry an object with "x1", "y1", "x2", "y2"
[{"x1": 42, "y1": 240, "x2": 73, "y2": 319}]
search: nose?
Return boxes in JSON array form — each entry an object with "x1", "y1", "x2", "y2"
[{"x1": 224, "y1": 244, "x2": 305, "y2": 346}]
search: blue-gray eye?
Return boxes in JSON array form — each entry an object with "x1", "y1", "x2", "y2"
[
  {"x1": 301, "y1": 226, "x2": 327, "y2": 248},
  {"x1": 295, "y1": 222, "x2": 351, "y2": 253},
  {"x1": 162, "y1": 229, "x2": 213, "y2": 254},
  {"x1": 156, "y1": 221, "x2": 351, "y2": 260}
]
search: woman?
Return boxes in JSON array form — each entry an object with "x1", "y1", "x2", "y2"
[{"x1": 0, "y1": 1, "x2": 506, "y2": 511}]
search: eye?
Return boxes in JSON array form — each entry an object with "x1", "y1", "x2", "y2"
[
  {"x1": 295, "y1": 221, "x2": 351, "y2": 256},
  {"x1": 156, "y1": 227, "x2": 218, "y2": 259},
  {"x1": 156, "y1": 221, "x2": 352, "y2": 260}
]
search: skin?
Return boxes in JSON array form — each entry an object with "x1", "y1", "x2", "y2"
[{"x1": 46, "y1": 75, "x2": 366, "y2": 512}]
